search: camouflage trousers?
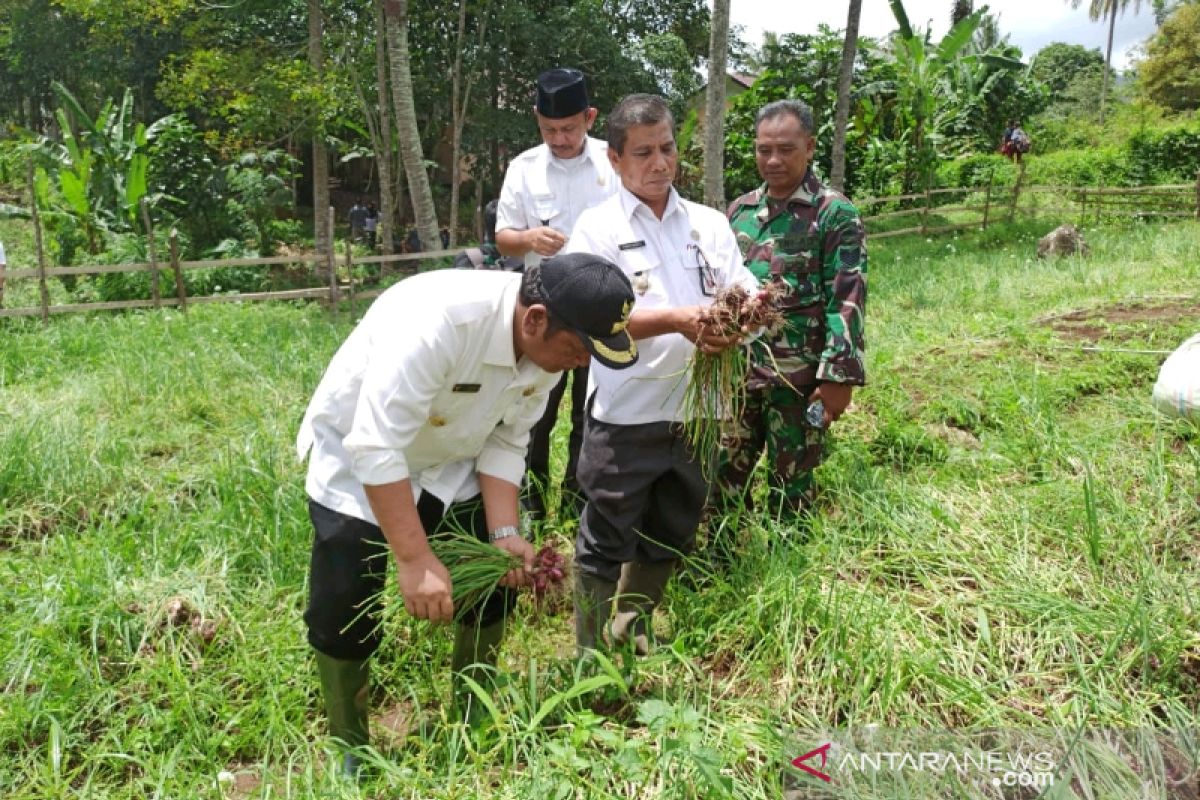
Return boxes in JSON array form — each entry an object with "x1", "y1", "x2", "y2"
[{"x1": 714, "y1": 383, "x2": 824, "y2": 516}]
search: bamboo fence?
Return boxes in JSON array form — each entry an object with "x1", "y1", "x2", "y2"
[{"x1": 2, "y1": 171, "x2": 1198, "y2": 321}]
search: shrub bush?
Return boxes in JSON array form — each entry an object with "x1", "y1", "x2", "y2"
[
  {"x1": 1022, "y1": 146, "x2": 1131, "y2": 187},
  {"x1": 935, "y1": 154, "x2": 1018, "y2": 191},
  {"x1": 1126, "y1": 123, "x2": 1200, "y2": 184}
]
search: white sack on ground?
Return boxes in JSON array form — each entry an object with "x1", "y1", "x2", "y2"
[{"x1": 1152, "y1": 333, "x2": 1200, "y2": 420}]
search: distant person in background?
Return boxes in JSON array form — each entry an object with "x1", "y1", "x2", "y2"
[
  {"x1": 495, "y1": 67, "x2": 619, "y2": 522},
  {"x1": 1000, "y1": 119, "x2": 1016, "y2": 159},
  {"x1": 364, "y1": 203, "x2": 379, "y2": 250},
  {"x1": 439, "y1": 228, "x2": 450, "y2": 249},
  {"x1": 1010, "y1": 121, "x2": 1031, "y2": 164},
  {"x1": 454, "y1": 199, "x2": 523, "y2": 271},
  {"x1": 349, "y1": 200, "x2": 368, "y2": 243},
  {"x1": 405, "y1": 228, "x2": 421, "y2": 254}
]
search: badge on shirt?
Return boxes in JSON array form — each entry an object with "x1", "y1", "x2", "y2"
[
  {"x1": 452, "y1": 383, "x2": 482, "y2": 393},
  {"x1": 618, "y1": 240, "x2": 646, "y2": 251},
  {"x1": 632, "y1": 272, "x2": 650, "y2": 295}
]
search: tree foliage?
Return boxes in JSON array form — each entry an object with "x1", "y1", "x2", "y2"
[
  {"x1": 1029, "y1": 42, "x2": 1108, "y2": 97},
  {"x1": 1139, "y1": 2, "x2": 1200, "y2": 111}
]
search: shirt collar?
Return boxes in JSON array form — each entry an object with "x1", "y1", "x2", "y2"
[
  {"x1": 736, "y1": 169, "x2": 822, "y2": 212},
  {"x1": 774, "y1": 169, "x2": 822, "y2": 207},
  {"x1": 617, "y1": 183, "x2": 683, "y2": 222},
  {"x1": 545, "y1": 136, "x2": 601, "y2": 172},
  {"x1": 483, "y1": 277, "x2": 520, "y2": 368}
]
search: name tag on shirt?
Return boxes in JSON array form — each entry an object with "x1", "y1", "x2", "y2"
[
  {"x1": 618, "y1": 240, "x2": 646, "y2": 251},
  {"x1": 452, "y1": 383, "x2": 482, "y2": 393}
]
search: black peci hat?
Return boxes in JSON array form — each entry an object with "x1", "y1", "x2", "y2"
[
  {"x1": 535, "y1": 253, "x2": 637, "y2": 370},
  {"x1": 536, "y1": 68, "x2": 590, "y2": 119}
]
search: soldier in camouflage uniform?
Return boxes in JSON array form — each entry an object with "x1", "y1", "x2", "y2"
[{"x1": 716, "y1": 99, "x2": 867, "y2": 518}]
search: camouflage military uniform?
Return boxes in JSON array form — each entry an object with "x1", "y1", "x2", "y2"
[{"x1": 717, "y1": 169, "x2": 867, "y2": 514}]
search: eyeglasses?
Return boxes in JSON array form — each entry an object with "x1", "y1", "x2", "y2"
[{"x1": 689, "y1": 243, "x2": 717, "y2": 297}]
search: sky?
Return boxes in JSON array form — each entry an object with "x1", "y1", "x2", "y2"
[{"x1": 727, "y1": 0, "x2": 1161, "y2": 70}]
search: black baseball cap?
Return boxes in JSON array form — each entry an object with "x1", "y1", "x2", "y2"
[
  {"x1": 536, "y1": 68, "x2": 590, "y2": 119},
  {"x1": 536, "y1": 254, "x2": 637, "y2": 370}
]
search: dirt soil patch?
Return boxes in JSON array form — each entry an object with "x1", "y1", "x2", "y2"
[{"x1": 1044, "y1": 299, "x2": 1200, "y2": 343}]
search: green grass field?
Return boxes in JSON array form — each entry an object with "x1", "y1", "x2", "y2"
[{"x1": 1, "y1": 218, "x2": 1198, "y2": 799}]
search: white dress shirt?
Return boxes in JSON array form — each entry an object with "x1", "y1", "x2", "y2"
[
  {"x1": 565, "y1": 186, "x2": 758, "y2": 425},
  {"x1": 495, "y1": 136, "x2": 618, "y2": 271},
  {"x1": 296, "y1": 270, "x2": 560, "y2": 524}
]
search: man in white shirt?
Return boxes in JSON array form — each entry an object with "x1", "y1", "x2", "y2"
[
  {"x1": 495, "y1": 68, "x2": 618, "y2": 522},
  {"x1": 296, "y1": 255, "x2": 636, "y2": 773},
  {"x1": 563, "y1": 94, "x2": 759, "y2": 656}
]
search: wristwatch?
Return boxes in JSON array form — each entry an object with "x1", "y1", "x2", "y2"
[{"x1": 489, "y1": 525, "x2": 522, "y2": 543}]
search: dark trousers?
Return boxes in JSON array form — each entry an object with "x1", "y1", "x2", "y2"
[
  {"x1": 576, "y1": 415, "x2": 709, "y2": 584},
  {"x1": 304, "y1": 494, "x2": 516, "y2": 661},
  {"x1": 525, "y1": 365, "x2": 588, "y2": 518}
]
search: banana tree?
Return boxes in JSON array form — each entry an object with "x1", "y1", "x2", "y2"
[
  {"x1": 39, "y1": 82, "x2": 164, "y2": 253},
  {"x1": 862, "y1": 1, "x2": 987, "y2": 194}
]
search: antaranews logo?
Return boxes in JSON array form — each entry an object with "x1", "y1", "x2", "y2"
[{"x1": 792, "y1": 743, "x2": 833, "y2": 783}]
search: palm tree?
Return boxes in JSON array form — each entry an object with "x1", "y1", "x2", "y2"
[
  {"x1": 373, "y1": 0, "x2": 396, "y2": 258},
  {"x1": 702, "y1": 0, "x2": 731, "y2": 208},
  {"x1": 1070, "y1": 0, "x2": 1144, "y2": 123},
  {"x1": 308, "y1": 0, "x2": 330, "y2": 260},
  {"x1": 383, "y1": 0, "x2": 440, "y2": 254},
  {"x1": 830, "y1": 0, "x2": 863, "y2": 192}
]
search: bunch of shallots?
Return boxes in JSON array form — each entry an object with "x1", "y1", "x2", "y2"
[{"x1": 681, "y1": 283, "x2": 786, "y2": 474}]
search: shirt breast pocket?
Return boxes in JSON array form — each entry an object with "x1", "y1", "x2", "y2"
[
  {"x1": 530, "y1": 192, "x2": 560, "y2": 227},
  {"x1": 679, "y1": 245, "x2": 720, "y2": 298},
  {"x1": 427, "y1": 387, "x2": 482, "y2": 431},
  {"x1": 617, "y1": 249, "x2": 665, "y2": 305},
  {"x1": 772, "y1": 232, "x2": 823, "y2": 308}
]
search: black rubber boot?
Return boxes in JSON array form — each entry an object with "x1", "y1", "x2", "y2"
[
  {"x1": 314, "y1": 651, "x2": 369, "y2": 779},
  {"x1": 450, "y1": 619, "x2": 506, "y2": 727},
  {"x1": 610, "y1": 560, "x2": 676, "y2": 656}
]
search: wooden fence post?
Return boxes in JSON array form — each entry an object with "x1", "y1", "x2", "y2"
[
  {"x1": 981, "y1": 168, "x2": 995, "y2": 230},
  {"x1": 27, "y1": 162, "x2": 49, "y2": 324},
  {"x1": 919, "y1": 180, "x2": 932, "y2": 235},
  {"x1": 326, "y1": 205, "x2": 338, "y2": 312},
  {"x1": 1007, "y1": 162, "x2": 1026, "y2": 223},
  {"x1": 1194, "y1": 169, "x2": 1199, "y2": 221},
  {"x1": 140, "y1": 198, "x2": 161, "y2": 309},
  {"x1": 1079, "y1": 185, "x2": 1088, "y2": 226},
  {"x1": 345, "y1": 233, "x2": 356, "y2": 318},
  {"x1": 169, "y1": 229, "x2": 187, "y2": 313},
  {"x1": 1095, "y1": 176, "x2": 1104, "y2": 226}
]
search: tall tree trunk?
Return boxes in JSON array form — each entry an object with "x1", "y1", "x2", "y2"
[
  {"x1": 1099, "y1": 0, "x2": 1116, "y2": 124},
  {"x1": 702, "y1": 0, "x2": 730, "y2": 208},
  {"x1": 374, "y1": 0, "x2": 396, "y2": 257},
  {"x1": 384, "y1": 0, "x2": 440, "y2": 253},
  {"x1": 447, "y1": 0, "x2": 469, "y2": 250},
  {"x1": 448, "y1": 0, "x2": 488, "y2": 249},
  {"x1": 308, "y1": 0, "x2": 331, "y2": 261},
  {"x1": 830, "y1": 0, "x2": 862, "y2": 192}
]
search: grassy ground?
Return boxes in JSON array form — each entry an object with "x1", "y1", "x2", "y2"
[{"x1": 1, "y1": 218, "x2": 1198, "y2": 799}]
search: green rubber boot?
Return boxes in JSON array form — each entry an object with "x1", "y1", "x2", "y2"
[
  {"x1": 573, "y1": 571, "x2": 617, "y2": 659},
  {"x1": 610, "y1": 560, "x2": 676, "y2": 656},
  {"x1": 450, "y1": 619, "x2": 506, "y2": 727},
  {"x1": 314, "y1": 651, "x2": 370, "y2": 779}
]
